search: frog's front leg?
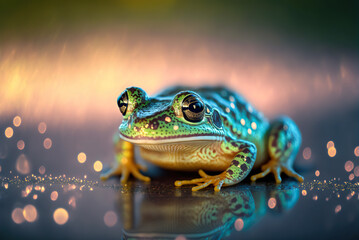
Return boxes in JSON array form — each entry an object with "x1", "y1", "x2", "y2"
[
  {"x1": 175, "y1": 139, "x2": 256, "y2": 192},
  {"x1": 251, "y1": 116, "x2": 304, "y2": 183},
  {"x1": 100, "y1": 139, "x2": 150, "y2": 183}
]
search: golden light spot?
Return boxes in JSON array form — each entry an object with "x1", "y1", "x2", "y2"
[
  {"x1": 344, "y1": 161, "x2": 354, "y2": 172},
  {"x1": 17, "y1": 140, "x2": 25, "y2": 150},
  {"x1": 328, "y1": 147, "x2": 336, "y2": 157},
  {"x1": 93, "y1": 160, "x2": 103, "y2": 172},
  {"x1": 303, "y1": 147, "x2": 312, "y2": 160},
  {"x1": 165, "y1": 117, "x2": 171, "y2": 123},
  {"x1": 335, "y1": 205, "x2": 341, "y2": 214},
  {"x1": 5, "y1": 127, "x2": 13, "y2": 138},
  {"x1": 39, "y1": 165, "x2": 46, "y2": 175},
  {"x1": 268, "y1": 197, "x2": 277, "y2": 209},
  {"x1": 315, "y1": 170, "x2": 320, "y2": 177},
  {"x1": 225, "y1": 107, "x2": 230, "y2": 113},
  {"x1": 13, "y1": 116, "x2": 22, "y2": 127},
  {"x1": 51, "y1": 191, "x2": 59, "y2": 201},
  {"x1": 53, "y1": 208, "x2": 69, "y2": 225},
  {"x1": 327, "y1": 141, "x2": 334, "y2": 149},
  {"x1": 12, "y1": 208, "x2": 25, "y2": 224},
  {"x1": 206, "y1": 108, "x2": 210, "y2": 113},
  {"x1": 23, "y1": 204, "x2": 37, "y2": 222},
  {"x1": 354, "y1": 166, "x2": 359, "y2": 177},
  {"x1": 230, "y1": 103, "x2": 235, "y2": 109},
  {"x1": 41, "y1": 186, "x2": 45, "y2": 192},
  {"x1": 251, "y1": 122, "x2": 257, "y2": 130},
  {"x1": 234, "y1": 218, "x2": 244, "y2": 231},
  {"x1": 355, "y1": 146, "x2": 359, "y2": 157},
  {"x1": 349, "y1": 173, "x2": 354, "y2": 181},
  {"x1": 173, "y1": 125, "x2": 179, "y2": 131},
  {"x1": 4, "y1": 183, "x2": 8, "y2": 189},
  {"x1": 247, "y1": 129, "x2": 252, "y2": 135},
  {"x1": 240, "y1": 119, "x2": 245, "y2": 126},
  {"x1": 43, "y1": 138, "x2": 52, "y2": 149},
  {"x1": 128, "y1": 123, "x2": 131, "y2": 129},
  {"x1": 145, "y1": 124, "x2": 149, "y2": 128},
  {"x1": 302, "y1": 190, "x2": 307, "y2": 196},
  {"x1": 38, "y1": 122, "x2": 47, "y2": 134},
  {"x1": 229, "y1": 96, "x2": 235, "y2": 102},
  {"x1": 16, "y1": 154, "x2": 30, "y2": 174},
  {"x1": 313, "y1": 195, "x2": 318, "y2": 201},
  {"x1": 33, "y1": 194, "x2": 38, "y2": 200},
  {"x1": 104, "y1": 211, "x2": 118, "y2": 227},
  {"x1": 77, "y1": 152, "x2": 86, "y2": 163}
]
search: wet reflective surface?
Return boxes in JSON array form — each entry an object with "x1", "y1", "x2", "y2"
[
  {"x1": 1, "y1": 104, "x2": 359, "y2": 239},
  {"x1": 1, "y1": 1, "x2": 359, "y2": 239}
]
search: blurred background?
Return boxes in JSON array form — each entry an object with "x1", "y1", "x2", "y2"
[{"x1": 0, "y1": 0, "x2": 358, "y2": 239}]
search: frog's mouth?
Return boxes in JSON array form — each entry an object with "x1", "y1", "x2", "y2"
[{"x1": 119, "y1": 132, "x2": 224, "y2": 145}]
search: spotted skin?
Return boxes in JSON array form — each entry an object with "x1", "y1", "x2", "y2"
[{"x1": 101, "y1": 86, "x2": 304, "y2": 191}]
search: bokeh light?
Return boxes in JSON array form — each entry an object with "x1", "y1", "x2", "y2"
[
  {"x1": 93, "y1": 160, "x2": 103, "y2": 172},
  {"x1": 104, "y1": 211, "x2": 117, "y2": 227},
  {"x1": 335, "y1": 205, "x2": 341, "y2": 214},
  {"x1": 39, "y1": 165, "x2": 46, "y2": 175},
  {"x1": 17, "y1": 140, "x2": 25, "y2": 150},
  {"x1": 303, "y1": 147, "x2": 312, "y2": 160},
  {"x1": 16, "y1": 154, "x2": 30, "y2": 174},
  {"x1": 51, "y1": 191, "x2": 59, "y2": 201},
  {"x1": 327, "y1": 141, "x2": 334, "y2": 149},
  {"x1": 43, "y1": 138, "x2": 52, "y2": 149},
  {"x1": 53, "y1": 208, "x2": 69, "y2": 225},
  {"x1": 328, "y1": 147, "x2": 336, "y2": 157},
  {"x1": 315, "y1": 170, "x2": 320, "y2": 177},
  {"x1": 175, "y1": 235, "x2": 187, "y2": 240},
  {"x1": 268, "y1": 198, "x2": 277, "y2": 209},
  {"x1": 77, "y1": 152, "x2": 87, "y2": 163},
  {"x1": 38, "y1": 122, "x2": 47, "y2": 134},
  {"x1": 344, "y1": 161, "x2": 354, "y2": 172},
  {"x1": 354, "y1": 166, "x2": 359, "y2": 177},
  {"x1": 349, "y1": 173, "x2": 354, "y2": 181},
  {"x1": 23, "y1": 204, "x2": 37, "y2": 222},
  {"x1": 313, "y1": 195, "x2": 318, "y2": 201},
  {"x1": 5, "y1": 127, "x2": 13, "y2": 138},
  {"x1": 354, "y1": 146, "x2": 359, "y2": 157},
  {"x1": 302, "y1": 190, "x2": 307, "y2": 196},
  {"x1": 68, "y1": 196, "x2": 76, "y2": 208},
  {"x1": 13, "y1": 116, "x2": 22, "y2": 127},
  {"x1": 11, "y1": 208, "x2": 25, "y2": 224},
  {"x1": 234, "y1": 218, "x2": 244, "y2": 231}
]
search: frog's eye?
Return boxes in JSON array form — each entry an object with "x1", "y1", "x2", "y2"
[
  {"x1": 182, "y1": 94, "x2": 205, "y2": 123},
  {"x1": 117, "y1": 91, "x2": 128, "y2": 116}
]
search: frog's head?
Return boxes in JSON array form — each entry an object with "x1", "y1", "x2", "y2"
[{"x1": 117, "y1": 87, "x2": 224, "y2": 145}]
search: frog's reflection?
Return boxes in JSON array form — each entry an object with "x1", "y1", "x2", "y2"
[{"x1": 116, "y1": 183, "x2": 299, "y2": 239}]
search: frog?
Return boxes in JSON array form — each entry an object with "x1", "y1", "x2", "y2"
[{"x1": 101, "y1": 86, "x2": 304, "y2": 192}]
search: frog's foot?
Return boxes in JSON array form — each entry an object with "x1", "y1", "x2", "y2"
[
  {"x1": 100, "y1": 161, "x2": 150, "y2": 183},
  {"x1": 175, "y1": 170, "x2": 227, "y2": 192},
  {"x1": 250, "y1": 161, "x2": 304, "y2": 184}
]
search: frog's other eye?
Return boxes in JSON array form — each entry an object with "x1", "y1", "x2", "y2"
[
  {"x1": 117, "y1": 91, "x2": 128, "y2": 116},
  {"x1": 182, "y1": 94, "x2": 205, "y2": 122}
]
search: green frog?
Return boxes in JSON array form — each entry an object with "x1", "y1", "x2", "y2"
[{"x1": 101, "y1": 86, "x2": 304, "y2": 191}]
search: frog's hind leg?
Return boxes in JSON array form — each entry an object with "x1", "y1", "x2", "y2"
[{"x1": 250, "y1": 116, "x2": 304, "y2": 183}]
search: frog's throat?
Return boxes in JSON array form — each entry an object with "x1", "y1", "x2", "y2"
[{"x1": 119, "y1": 132, "x2": 224, "y2": 145}]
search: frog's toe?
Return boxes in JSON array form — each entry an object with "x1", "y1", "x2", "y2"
[
  {"x1": 100, "y1": 163, "x2": 122, "y2": 181},
  {"x1": 282, "y1": 166, "x2": 304, "y2": 182},
  {"x1": 250, "y1": 168, "x2": 271, "y2": 182},
  {"x1": 175, "y1": 170, "x2": 226, "y2": 192}
]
